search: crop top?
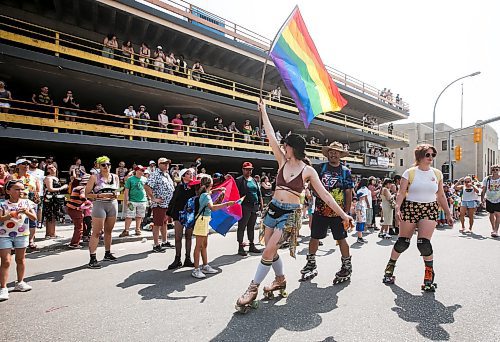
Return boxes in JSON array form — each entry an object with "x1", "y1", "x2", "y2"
[{"x1": 276, "y1": 162, "x2": 306, "y2": 195}]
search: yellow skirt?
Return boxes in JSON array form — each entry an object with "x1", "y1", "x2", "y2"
[{"x1": 193, "y1": 216, "x2": 211, "y2": 236}]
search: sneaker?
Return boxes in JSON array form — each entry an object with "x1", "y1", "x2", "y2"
[
  {"x1": 378, "y1": 232, "x2": 384, "y2": 238},
  {"x1": 82, "y1": 236, "x2": 90, "y2": 243},
  {"x1": 152, "y1": 244, "x2": 166, "y2": 253},
  {"x1": 384, "y1": 233, "x2": 392, "y2": 239},
  {"x1": 183, "y1": 257, "x2": 195, "y2": 268},
  {"x1": 103, "y1": 252, "x2": 118, "y2": 262},
  {"x1": 67, "y1": 244, "x2": 82, "y2": 249},
  {"x1": 201, "y1": 264, "x2": 218, "y2": 274},
  {"x1": 191, "y1": 267, "x2": 206, "y2": 279},
  {"x1": 161, "y1": 241, "x2": 174, "y2": 249},
  {"x1": 88, "y1": 259, "x2": 102, "y2": 269},
  {"x1": 357, "y1": 237, "x2": 367, "y2": 244},
  {"x1": 0, "y1": 287, "x2": 8, "y2": 301},
  {"x1": 373, "y1": 226, "x2": 380, "y2": 231},
  {"x1": 13, "y1": 281, "x2": 32, "y2": 292}
]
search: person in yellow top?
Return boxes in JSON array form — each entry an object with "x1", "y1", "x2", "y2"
[{"x1": 9, "y1": 159, "x2": 41, "y2": 250}]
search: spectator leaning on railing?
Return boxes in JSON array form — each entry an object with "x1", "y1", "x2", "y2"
[
  {"x1": 32, "y1": 86, "x2": 53, "y2": 106},
  {"x1": 0, "y1": 81, "x2": 12, "y2": 115}
]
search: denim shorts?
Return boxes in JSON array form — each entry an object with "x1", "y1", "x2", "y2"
[
  {"x1": 262, "y1": 199, "x2": 301, "y2": 230},
  {"x1": 461, "y1": 200, "x2": 478, "y2": 209},
  {"x1": 0, "y1": 235, "x2": 29, "y2": 249}
]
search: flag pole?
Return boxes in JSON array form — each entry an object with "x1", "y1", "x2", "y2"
[{"x1": 258, "y1": 6, "x2": 298, "y2": 129}]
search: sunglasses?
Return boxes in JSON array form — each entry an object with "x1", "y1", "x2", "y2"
[
  {"x1": 425, "y1": 153, "x2": 437, "y2": 158},
  {"x1": 100, "y1": 163, "x2": 111, "y2": 167},
  {"x1": 492, "y1": 168, "x2": 499, "y2": 172}
]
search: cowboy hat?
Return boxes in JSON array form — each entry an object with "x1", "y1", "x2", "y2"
[{"x1": 321, "y1": 141, "x2": 349, "y2": 158}]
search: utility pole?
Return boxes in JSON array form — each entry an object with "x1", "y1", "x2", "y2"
[{"x1": 460, "y1": 83, "x2": 464, "y2": 129}]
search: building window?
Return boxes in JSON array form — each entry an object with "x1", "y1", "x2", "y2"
[
  {"x1": 451, "y1": 139, "x2": 455, "y2": 148},
  {"x1": 399, "y1": 159, "x2": 403, "y2": 166},
  {"x1": 442, "y1": 140, "x2": 448, "y2": 151},
  {"x1": 400, "y1": 147, "x2": 403, "y2": 151}
]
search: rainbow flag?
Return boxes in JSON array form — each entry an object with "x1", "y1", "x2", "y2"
[{"x1": 270, "y1": 7, "x2": 347, "y2": 128}]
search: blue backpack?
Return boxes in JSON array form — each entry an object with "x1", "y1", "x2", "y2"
[{"x1": 179, "y1": 196, "x2": 204, "y2": 229}]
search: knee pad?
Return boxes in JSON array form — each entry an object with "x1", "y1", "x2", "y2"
[
  {"x1": 417, "y1": 238, "x2": 433, "y2": 256},
  {"x1": 394, "y1": 237, "x2": 411, "y2": 253}
]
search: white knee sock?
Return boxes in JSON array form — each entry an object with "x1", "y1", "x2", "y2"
[
  {"x1": 272, "y1": 255, "x2": 284, "y2": 276},
  {"x1": 253, "y1": 259, "x2": 272, "y2": 284}
]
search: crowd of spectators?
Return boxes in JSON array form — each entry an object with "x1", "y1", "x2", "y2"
[{"x1": 380, "y1": 88, "x2": 405, "y2": 109}]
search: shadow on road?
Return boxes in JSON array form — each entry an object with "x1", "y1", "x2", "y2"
[
  {"x1": 389, "y1": 285, "x2": 461, "y2": 341},
  {"x1": 116, "y1": 254, "x2": 241, "y2": 302},
  {"x1": 19, "y1": 251, "x2": 150, "y2": 284},
  {"x1": 210, "y1": 280, "x2": 349, "y2": 342}
]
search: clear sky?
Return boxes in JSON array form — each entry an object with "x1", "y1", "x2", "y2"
[{"x1": 185, "y1": 0, "x2": 499, "y2": 140}]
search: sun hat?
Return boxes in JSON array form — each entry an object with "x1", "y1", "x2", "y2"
[{"x1": 321, "y1": 141, "x2": 349, "y2": 158}]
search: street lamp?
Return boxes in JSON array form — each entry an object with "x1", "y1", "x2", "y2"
[{"x1": 432, "y1": 71, "x2": 481, "y2": 152}]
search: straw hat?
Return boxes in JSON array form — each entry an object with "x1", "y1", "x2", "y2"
[{"x1": 321, "y1": 141, "x2": 349, "y2": 158}]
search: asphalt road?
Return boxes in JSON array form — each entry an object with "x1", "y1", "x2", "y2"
[{"x1": 3, "y1": 214, "x2": 500, "y2": 342}]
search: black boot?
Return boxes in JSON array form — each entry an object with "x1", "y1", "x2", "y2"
[
  {"x1": 238, "y1": 243, "x2": 247, "y2": 256},
  {"x1": 248, "y1": 243, "x2": 261, "y2": 254},
  {"x1": 168, "y1": 255, "x2": 182, "y2": 270},
  {"x1": 183, "y1": 255, "x2": 194, "y2": 267}
]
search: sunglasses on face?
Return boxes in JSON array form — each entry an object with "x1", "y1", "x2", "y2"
[
  {"x1": 492, "y1": 168, "x2": 499, "y2": 172},
  {"x1": 100, "y1": 163, "x2": 111, "y2": 167},
  {"x1": 425, "y1": 153, "x2": 437, "y2": 158}
]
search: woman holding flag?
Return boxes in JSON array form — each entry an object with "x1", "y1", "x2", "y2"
[{"x1": 235, "y1": 100, "x2": 353, "y2": 313}]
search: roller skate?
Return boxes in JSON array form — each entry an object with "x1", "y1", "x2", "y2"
[
  {"x1": 421, "y1": 265, "x2": 437, "y2": 292},
  {"x1": 300, "y1": 254, "x2": 318, "y2": 281},
  {"x1": 263, "y1": 277, "x2": 287, "y2": 299},
  {"x1": 382, "y1": 260, "x2": 396, "y2": 285},
  {"x1": 235, "y1": 281, "x2": 259, "y2": 314},
  {"x1": 333, "y1": 256, "x2": 352, "y2": 285}
]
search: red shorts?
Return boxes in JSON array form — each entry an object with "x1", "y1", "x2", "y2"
[{"x1": 152, "y1": 207, "x2": 168, "y2": 226}]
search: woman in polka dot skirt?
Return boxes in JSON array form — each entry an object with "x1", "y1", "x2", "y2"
[{"x1": 0, "y1": 180, "x2": 37, "y2": 301}]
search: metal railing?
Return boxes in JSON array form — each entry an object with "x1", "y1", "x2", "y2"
[
  {"x1": 0, "y1": 99, "x2": 396, "y2": 167},
  {"x1": 0, "y1": 15, "x2": 408, "y2": 142},
  {"x1": 141, "y1": 0, "x2": 410, "y2": 112}
]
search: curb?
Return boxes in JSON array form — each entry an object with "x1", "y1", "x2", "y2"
[{"x1": 31, "y1": 225, "x2": 246, "y2": 253}]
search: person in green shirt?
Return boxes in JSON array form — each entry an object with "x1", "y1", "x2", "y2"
[{"x1": 119, "y1": 166, "x2": 148, "y2": 237}]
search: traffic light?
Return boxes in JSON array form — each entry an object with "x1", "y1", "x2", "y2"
[
  {"x1": 455, "y1": 145, "x2": 462, "y2": 161},
  {"x1": 473, "y1": 127, "x2": 482, "y2": 143}
]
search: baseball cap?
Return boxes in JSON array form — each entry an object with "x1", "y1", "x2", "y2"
[
  {"x1": 188, "y1": 179, "x2": 201, "y2": 186},
  {"x1": 158, "y1": 157, "x2": 171, "y2": 164},
  {"x1": 149, "y1": 160, "x2": 156, "y2": 165},
  {"x1": 242, "y1": 161, "x2": 253, "y2": 169},
  {"x1": 16, "y1": 158, "x2": 30, "y2": 165},
  {"x1": 134, "y1": 165, "x2": 147, "y2": 171}
]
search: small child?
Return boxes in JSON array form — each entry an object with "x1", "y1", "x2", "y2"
[
  {"x1": 355, "y1": 191, "x2": 368, "y2": 244},
  {"x1": 0, "y1": 180, "x2": 37, "y2": 301},
  {"x1": 191, "y1": 176, "x2": 236, "y2": 279}
]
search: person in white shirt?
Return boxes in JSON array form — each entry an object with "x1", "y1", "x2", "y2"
[
  {"x1": 383, "y1": 144, "x2": 452, "y2": 292},
  {"x1": 123, "y1": 105, "x2": 136, "y2": 129},
  {"x1": 481, "y1": 164, "x2": 500, "y2": 238},
  {"x1": 455, "y1": 176, "x2": 480, "y2": 233}
]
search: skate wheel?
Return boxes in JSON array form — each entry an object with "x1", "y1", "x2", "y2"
[
  {"x1": 264, "y1": 291, "x2": 274, "y2": 299},
  {"x1": 251, "y1": 300, "x2": 259, "y2": 309},
  {"x1": 235, "y1": 305, "x2": 250, "y2": 314},
  {"x1": 280, "y1": 289, "x2": 288, "y2": 298}
]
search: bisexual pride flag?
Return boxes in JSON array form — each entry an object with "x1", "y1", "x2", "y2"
[
  {"x1": 210, "y1": 177, "x2": 242, "y2": 236},
  {"x1": 269, "y1": 7, "x2": 347, "y2": 128}
]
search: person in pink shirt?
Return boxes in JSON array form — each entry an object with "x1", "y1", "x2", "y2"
[{"x1": 171, "y1": 113, "x2": 184, "y2": 137}]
